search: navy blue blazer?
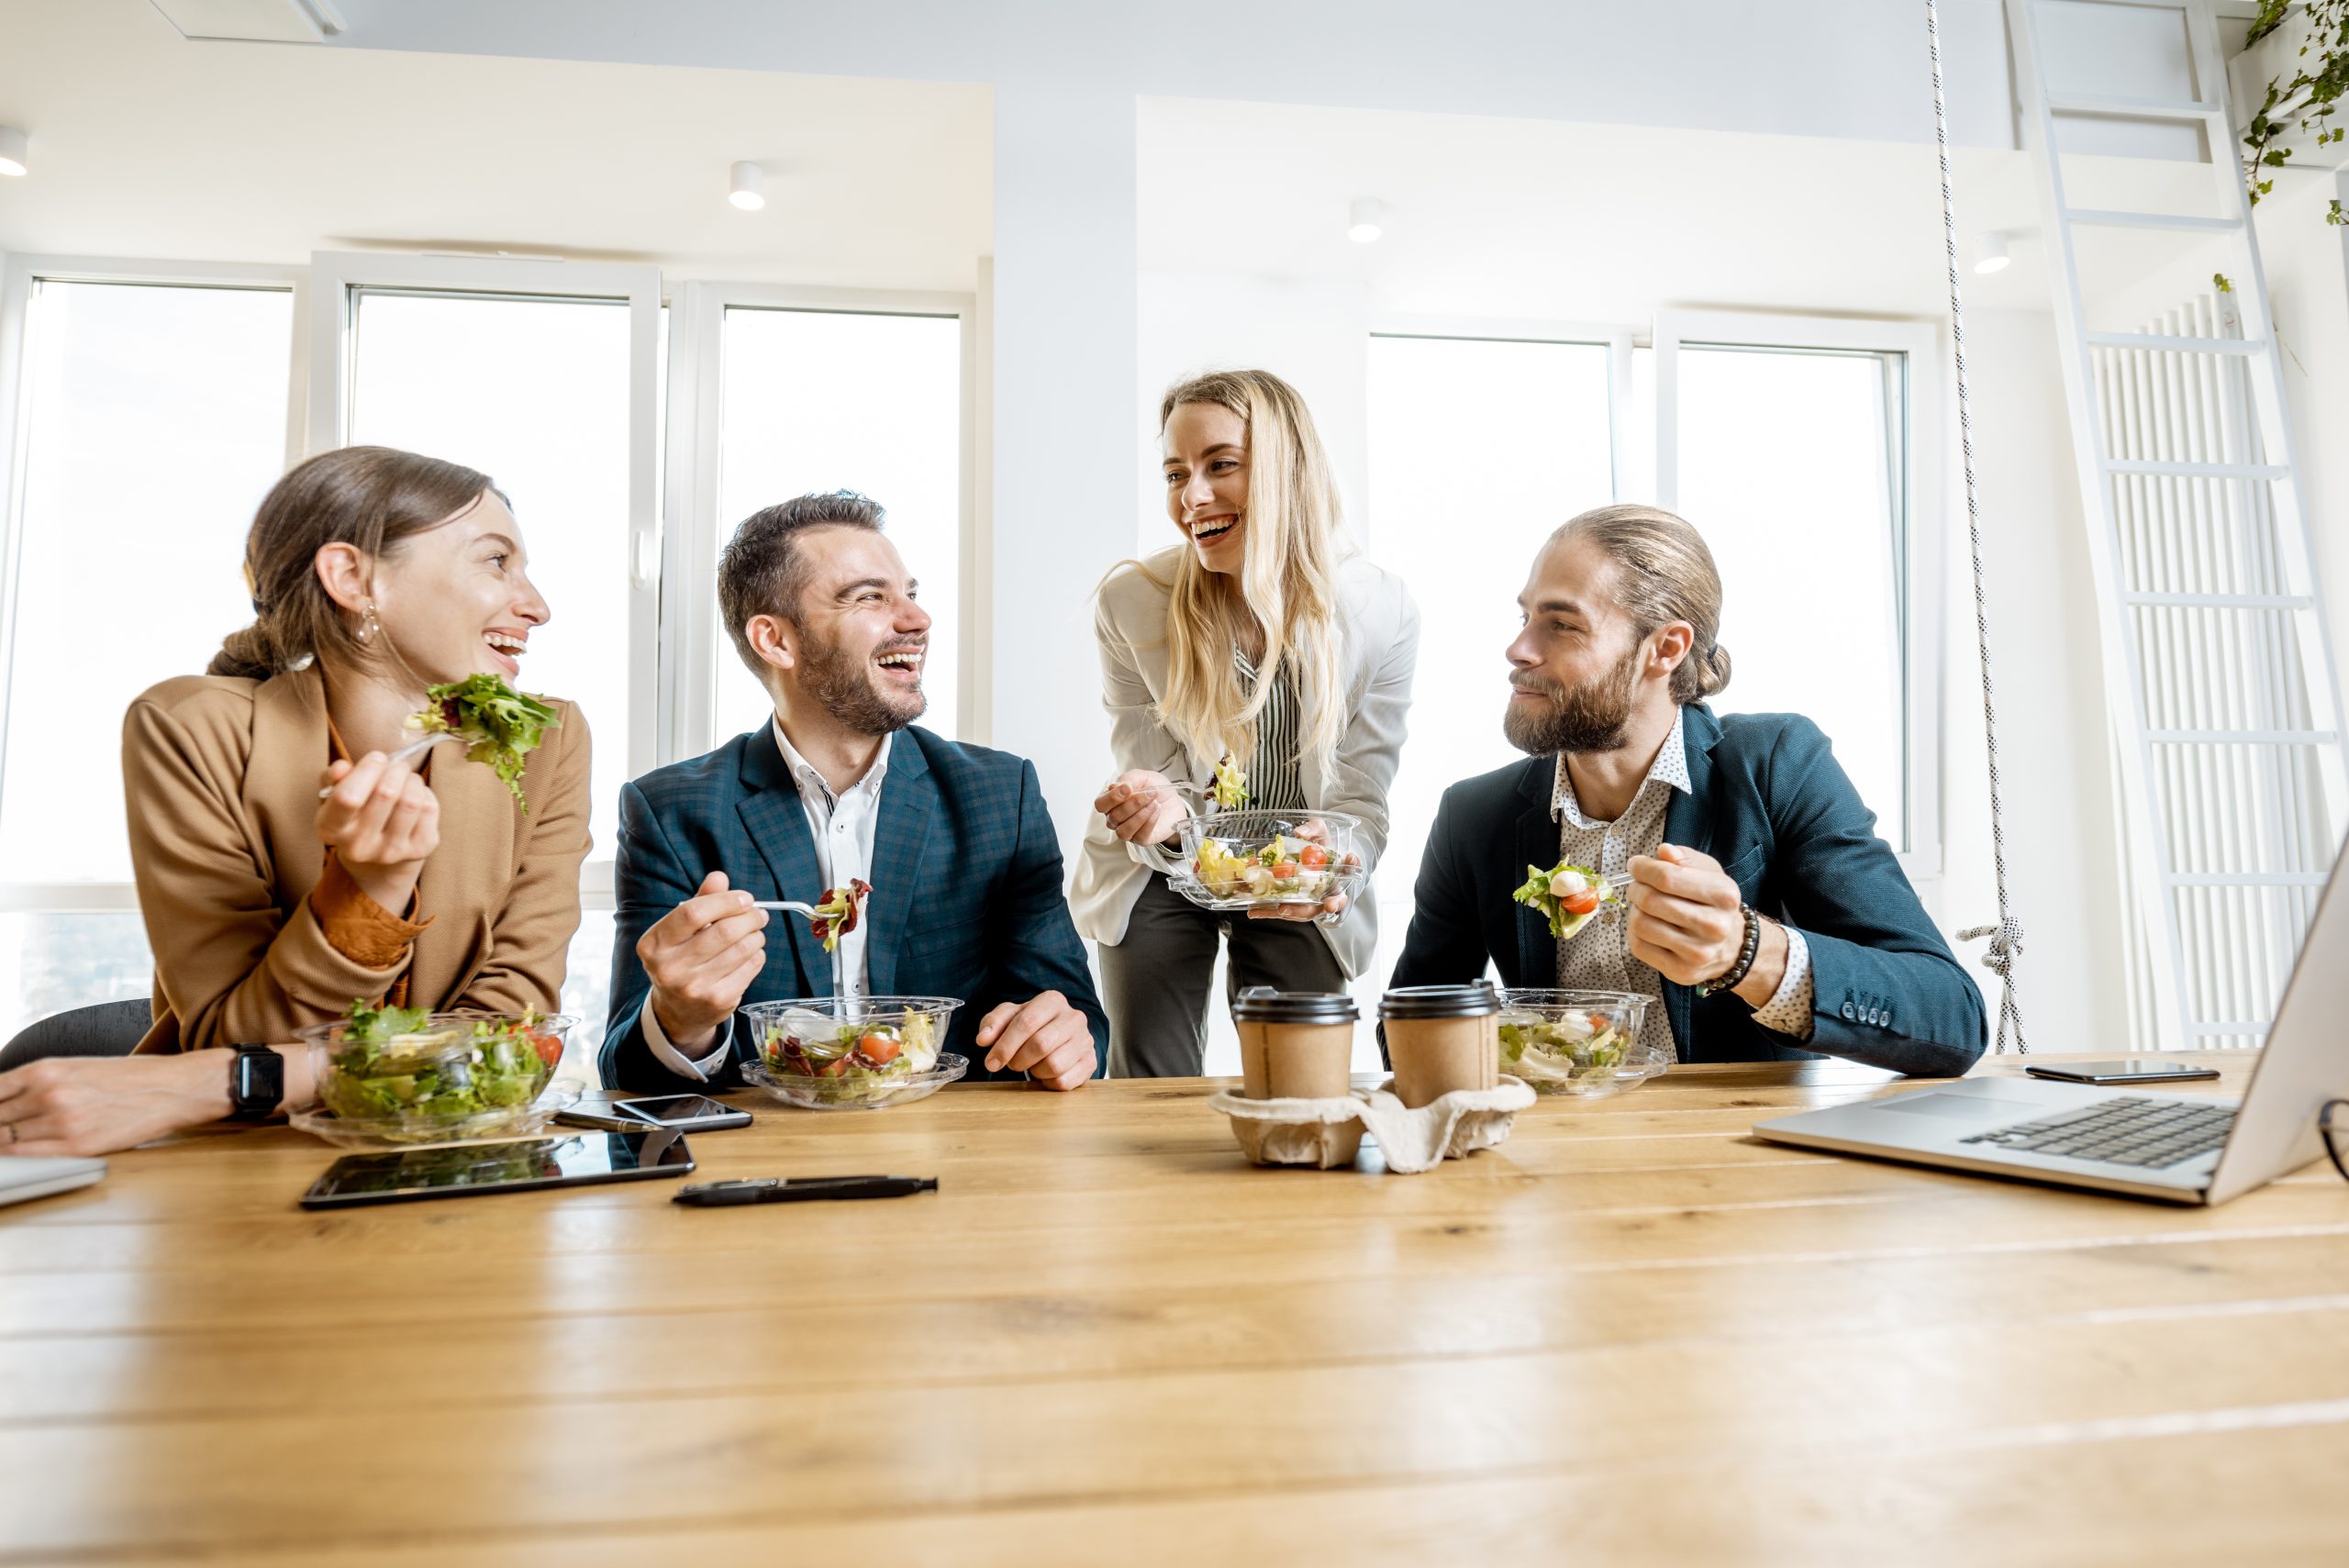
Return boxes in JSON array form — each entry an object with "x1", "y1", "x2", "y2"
[
  {"x1": 599, "y1": 722, "x2": 1108, "y2": 1091},
  {"x1": 1388, "y1": 704, "x2": 1987, "y2": 1076}
]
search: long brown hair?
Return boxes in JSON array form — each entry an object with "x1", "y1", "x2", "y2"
[
  {"x1": 1126, "y1": 369, "x2": 1349, "y2": 766},
  {"x1": 1554, "y1": 503, "x2": 1732, "y2": 704},
  {"x1": 210, "y1": 446, "x2": 497, "y2": 681}
]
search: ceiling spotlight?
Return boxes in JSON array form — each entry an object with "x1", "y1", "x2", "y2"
[
  {"x1": 1348, "y1": 196, "x2": 1385, "y2": 244},
  {"x1": 729, "y1": 161, "x2": 765, "y2": 212},
  {"x1": 1973, "y1": 229, "x2": 2011, "y2": 275},
  {"x1": 0, "y1": 127, "x2": 28, "y2": 178}
]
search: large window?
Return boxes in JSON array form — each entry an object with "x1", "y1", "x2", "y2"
[
  {"x1": 1655, "y1": 311, "x2": 1938, "y2": 873},
  {"x1": 0, "y1": 272, "x2": 297, "y2": 1040},
  {"x1": 343, "y1": 286, "x2": 639, "y2": 866},
  {"x1": 712, "y1": 306, "x2": 964, "y2": 744},
  {"x1": 1366, "y1": 333, "x2": 1619, "y2": 1011},
  {"x1": 0, "y1": 279, "x2": 295, "y2": 886},
  {"x1": 1360, "y1": 314, "x2": 1938, "y2": 1003},
  {"x1": 0, "y1": 258, "x2": 972, "y2": 1053},
  {"x1": 1669, "y1": 343, "x2": 1908, "y2": 843}
]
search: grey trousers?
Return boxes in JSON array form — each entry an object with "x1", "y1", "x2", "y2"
[{"x1": 1099, "y1": 870, "x2": 1348, "y2": 1078}]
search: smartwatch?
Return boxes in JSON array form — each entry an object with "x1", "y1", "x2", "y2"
[{"x1": 226, "y1": 1044, "x2": 284, "y2": 1122}]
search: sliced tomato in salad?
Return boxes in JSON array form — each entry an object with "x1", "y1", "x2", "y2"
[
  {"x1": 1561, "y1": 888, "x2": 1601, "y2": 917},
  {"x1": 1298, "y1": 843, "x2": 1330, "y2": 870},
  {"x1": 1270, "y1": 861, "x2": 1300, "y2": 880},
  {"x1": 854, "y1": 1034, "x2": 902, "y2": 1064},
  {"x1": 524, "y1": 1029, "x2": 563, "y2": 1068}
]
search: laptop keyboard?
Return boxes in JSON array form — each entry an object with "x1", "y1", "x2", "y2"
[{"x1": 1959, "y1": 1096, "x2": 2236, "y2": 1169}]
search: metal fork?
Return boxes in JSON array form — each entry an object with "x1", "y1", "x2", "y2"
[
  {"x1": 749, "y1": 900, "x2": 819, "y2": 918},
  {"x1": 314, "y1": 732, "x2": 461, "y2": 798}
]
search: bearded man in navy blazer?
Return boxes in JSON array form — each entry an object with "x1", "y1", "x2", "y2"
[
  {"x1": 600, "y1": 491, "x2": 1106, "y2": 1093},
  {"x1": 1389, "y1": 504, "x2": 1986, "y2": 1077}
]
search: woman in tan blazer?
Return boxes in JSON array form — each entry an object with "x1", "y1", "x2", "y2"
[{"x1": 0, "y1": 446, "x2": 590, "y2": 1156}]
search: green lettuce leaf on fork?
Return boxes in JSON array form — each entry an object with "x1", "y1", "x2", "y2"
[{"x1": 412, "y1": 674, "x2": 562, "y2": 811}]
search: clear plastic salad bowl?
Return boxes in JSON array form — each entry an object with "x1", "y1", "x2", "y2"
[
  {"x1": 1169, "y1": 807, "x2": 1370, "y2": 922},
  {"x1": 1494, "y1": 990, "x2": 1664, "y2": 1097},
  {"x1": 740, "y1": 996, "x2": 966, "y2": 1111},
  {"x1": 291, "y1": 1010, "x2": 578, "y2": 1146}
]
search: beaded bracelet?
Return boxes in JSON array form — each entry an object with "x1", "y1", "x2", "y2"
[{"x1": 1698, "y1": 904, "x2": 1762, "y2": 997}]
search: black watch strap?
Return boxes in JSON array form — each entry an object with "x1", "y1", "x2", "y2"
[{"x1": 226, "y1": 1044, "x2": 284, "y2": 1122}]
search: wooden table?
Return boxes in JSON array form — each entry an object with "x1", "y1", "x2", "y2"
[{"x1": 3, "y1": 1053, "x2": 2343, "y2": 1565}]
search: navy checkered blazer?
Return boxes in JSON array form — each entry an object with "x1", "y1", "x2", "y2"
[{"x1": 598, "y1": 721, "x2": 1108, "y2": 1091}]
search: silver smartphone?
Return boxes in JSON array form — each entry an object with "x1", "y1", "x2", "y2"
[
  {"x1": 2023, "y1": 1059, "x2": 2222, "y2": 1085},
  {"x1": 611, "y1": 1093, "x2": 753, "y2": 1131}
]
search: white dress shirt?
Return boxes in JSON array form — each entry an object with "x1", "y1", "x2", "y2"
[
  {"x1": 642, "y1": 726, "x2": 893, "y2": 1081},
  {"x1": 1551, "y1": 707, "x2": 1814, "y2": 1059}
]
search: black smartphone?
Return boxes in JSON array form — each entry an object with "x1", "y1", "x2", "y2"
[
  {"x1": 613, "y1": 1093, "x2": 752, "y2": 1131},
  {"x1": 299, "y1": 1129, "x2": 696, "y2": 1208},
  {"x1": 2023, "y1": 1059, "x2": 2223, "y2": 1085}
]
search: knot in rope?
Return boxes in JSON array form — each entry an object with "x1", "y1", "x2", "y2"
[{"x1": 1957, "y1": 917, "x2": 2025, "y2": 979}]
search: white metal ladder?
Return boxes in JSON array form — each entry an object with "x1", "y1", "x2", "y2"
[{"x1": 2005, "y1": 0, "x2": 2349, "y2": 1051}]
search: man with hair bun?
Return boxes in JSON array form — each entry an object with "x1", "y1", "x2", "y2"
[{"x1": 1388, "y1": 504, "x2": 1985, "y2": 1076}]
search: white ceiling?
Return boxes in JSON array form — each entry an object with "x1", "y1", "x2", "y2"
[
  {"x1": 1137, "y1": 96, "x2": 2232, "y2": 328},
  {"x1": 0, "y1": 0, "x2": 992, "y2": 288}
]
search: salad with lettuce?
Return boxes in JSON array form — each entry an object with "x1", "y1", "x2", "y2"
[
  {"x1": 758, "y1": 1008, "x2": 941, "y2": 1105},
  {"x1": 1512, "y1": 859, "x2": 1616, "y2": 942},
  {"x1": 1209, "y1": 752, "x2": 1250, "y2": 811},
  {"x1": 1499, "y1": 1007, "x2": 1632, "y2": 1092},
  {"x1": 412, "y1": 674, "x2": 562, "y2": 810},
  {"x1": 1192, "y1": 833, "x2": 1358, "y2": 904},
  {"x1": 316, "y1": 1000, "x2": 562, "y2": 1125},
  {"x1": 808, "y1": 879, "x2": 871, "y2": 953}
]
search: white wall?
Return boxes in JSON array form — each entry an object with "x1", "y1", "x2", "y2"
[
  {"x1": 1136, "y1": 272, "x2": 1370, "y2": 557},
  {"x1": 1936, "y1": 309, "x2": 2130, "y2": 1054},
  {"x1": 327, "y1": 1, "x2": 2022, "y2": 150}
]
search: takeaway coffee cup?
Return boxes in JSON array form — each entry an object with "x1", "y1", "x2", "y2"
[
  {"x1": 1230, "y1": 986, "x2": 1360, "y2": 1101},
  {"x1": 1379, "y1": 983, "x2": 1501, "y2": 1109}
]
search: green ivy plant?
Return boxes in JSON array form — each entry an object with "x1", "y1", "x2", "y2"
[{"x1": 2243, "y1": 0, "x2": 2348, "y2": 226}]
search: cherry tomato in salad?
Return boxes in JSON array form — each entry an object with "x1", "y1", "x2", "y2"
[
  {"x1": 817, "y1": 1057, "x2": 851, "y2": 1078},
  {"x1": 855, "y1": 1034, "x2": 901, "y2": 1063},
  {"x1": 1270, "y1": 861, "x2": 1300, "y2": 880},
  {"x1": 1562, "y1": 889, "x2": 1601, "y2": 917},
  {"x1": 524, "y1": 1029, "x2": 563, "y2": 1068},
  {"x1": 1298, "y1": 843, "x2": 1330, "y2": 870}
]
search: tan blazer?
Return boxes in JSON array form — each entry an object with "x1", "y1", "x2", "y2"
[{"x1": 120, "y1": 665, "x2": 593, "y2": 1053}]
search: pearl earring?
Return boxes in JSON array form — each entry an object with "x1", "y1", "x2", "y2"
[{"x1": 358, "y1": 600, "x2": 380, "y2": 645}]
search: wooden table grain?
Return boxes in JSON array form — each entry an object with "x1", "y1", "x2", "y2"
[{"x1": 3, "y1": 1053, "x2": 2343, "y2": 1565}]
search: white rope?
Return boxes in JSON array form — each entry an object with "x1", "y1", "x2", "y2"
[{"x1": 1927, "y1": 0, "x2": 2029, "y2": 1054}]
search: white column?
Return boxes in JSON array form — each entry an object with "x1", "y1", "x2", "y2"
[{"x1": 986, "y1": 82, "x2": 1138, "y2": 857}]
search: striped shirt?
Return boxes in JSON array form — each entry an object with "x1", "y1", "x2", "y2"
[{"x1": 1233, "y1": 649, "x2": 1307, "y2": 811}]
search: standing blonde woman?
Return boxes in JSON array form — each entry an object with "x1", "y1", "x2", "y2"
[{"x1": 1074, "y1": 370, "x2": 1419, "y2": 1076}]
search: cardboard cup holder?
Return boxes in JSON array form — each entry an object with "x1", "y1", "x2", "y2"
[{"x1": 1208, "y1": 1077, "x2": 1536, "y2": 1173}]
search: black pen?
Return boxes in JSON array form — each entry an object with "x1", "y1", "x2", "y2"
[{"x1": 673, "y1": 1175, "x2": 938, "y2": 1207}]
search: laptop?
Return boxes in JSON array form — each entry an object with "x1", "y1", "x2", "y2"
[
  {"x1": 1753, "y1": 842, "x2": 2349, "y2": 1206},
  {"x1": 0, "y1": 1156, "x2": 106, "y2": 1208}
]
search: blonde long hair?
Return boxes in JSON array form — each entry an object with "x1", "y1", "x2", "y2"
[{"x1": 1127, "y1": 369, "x2": 1350, "y2": 769}]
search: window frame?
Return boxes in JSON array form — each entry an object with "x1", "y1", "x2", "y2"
[
  {"x1": 660, "y1": 281, "x2": 984, "y2": 762},
  {"x1": 1654, "y1": 308, "x2": 1944, "y2": 886},
  {"x1": 308, "y1": 250, "x2": 662, "y2": 911},
  {"x1": 1363, "y1": 308, "x2": 1944, "y2": 891},
  {"x1": 0, "y1": 255, "x2": 309, "y2": 917}
]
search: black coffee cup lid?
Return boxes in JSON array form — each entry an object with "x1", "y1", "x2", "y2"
[
  {"x1": 1377, "y1": 982, "x2": 1500, "y2": 1019},
  {"x1": 1231, "y1": 986, "x2": 1360, "y2": 1024}
]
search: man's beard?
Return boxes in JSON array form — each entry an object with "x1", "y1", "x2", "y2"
[
  {"x1": 1503, "y1": 642, "x2": 1642, "y2": 756},
  {"x1": 801, "y1": 627, "x2": 927, "y2": 736}
]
